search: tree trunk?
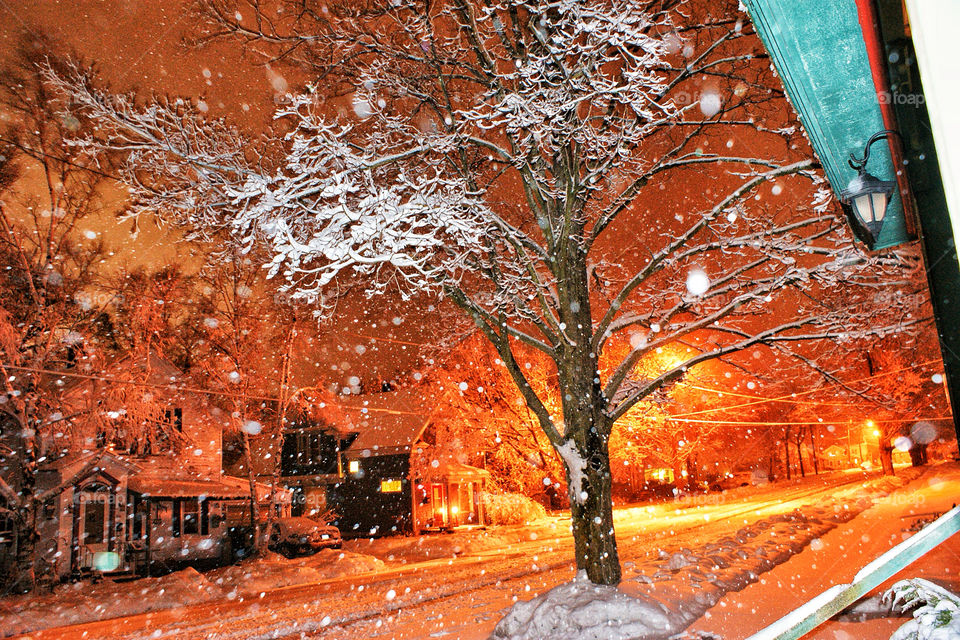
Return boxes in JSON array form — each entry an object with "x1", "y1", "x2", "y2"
[
  {"x1": 909, "y1": 443, "x2": 928, "y2": 467},
  {"x1": 879, "y1": 442, "x2": 895, "y2": 476},
  {"x1": 563, "y1": 439, "x2": 621, "y2": 586},
  {"x1": 11, "y1": 504, "x2": 37, "y2": 593},
  {"x1": 783, "y1": 431, "x2": 792, "y2": 480},
  {"x1": 240, "y1": 431, "x2": 264, "y2": 554},
  {"x1": 796, "y1": 437, "x2": 806, "y2": 477},
  {"x1": 809, "y1": 426, "x2": 820, "y2": 474}
]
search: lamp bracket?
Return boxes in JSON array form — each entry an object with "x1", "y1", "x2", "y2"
[{"x1": 848, "y1": 129, "x2": 902, "y2": 172}]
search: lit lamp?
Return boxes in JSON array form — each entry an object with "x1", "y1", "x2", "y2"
[{"x1": 840, "y1": 130, "x2": 901, "y2": 250}]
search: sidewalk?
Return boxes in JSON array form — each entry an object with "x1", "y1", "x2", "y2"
[{"x1": 686, "y1": 461, "x2": 960, "y2": 639}]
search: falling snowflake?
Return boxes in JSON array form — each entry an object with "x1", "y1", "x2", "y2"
[{"x1": 686, "y1": 268, "x2": 710, "y2": 296}]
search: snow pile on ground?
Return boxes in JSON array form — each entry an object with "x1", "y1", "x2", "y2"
[
  {"x1": 490, "y1": 571, "x2": 673, "y2": 640},
  {"x1": 207, "y1": 549, "x2": 386, "y2": 596},
  {"x1": 0, "y1": 567, "x2": 223, "y2": 636},
  {"x1": 344, "y1": 518, "x2": 562, "y2": 563},
  {"x1": 492, "y1": 467, "x2": 927, "y2": 640},
  {"x1": 0, "y1": 550, "x2": 386, "y2": 637}
]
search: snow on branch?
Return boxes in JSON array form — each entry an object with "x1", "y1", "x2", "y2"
[{"x1": 42, "y1": 61, "x2": 253, "y2": 236}]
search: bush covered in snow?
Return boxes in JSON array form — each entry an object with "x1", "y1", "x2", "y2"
[
  {"x1": 481, "y1": 491, "x2": 548, "y2": 525},
  {"x1": 885, "y1": 578, "x2": 960, "y2": 640}
]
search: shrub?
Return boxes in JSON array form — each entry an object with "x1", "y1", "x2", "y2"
[{"x1": 480, "y1": 491, "x2": 548, "y2": 525}]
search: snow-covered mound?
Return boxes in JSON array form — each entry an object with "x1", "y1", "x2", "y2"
[
  {"x1": 490, "y1": 571, "x2": 673, "y2": 640},
  {"x1": 0, "y1": 550, "x2": 386, "y2": 637},
  {"x1": 207, "y1": 549, "x2": 386, "y2": 596},
  {"x1": 0, "y1": 567, "x2": 223, "y2": 636}
]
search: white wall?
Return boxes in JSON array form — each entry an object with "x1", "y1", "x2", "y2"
[{"x1": 904, "y1": 0, "x2": 960, "y2": 269}]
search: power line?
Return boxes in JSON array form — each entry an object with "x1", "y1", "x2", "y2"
[
  {"x1": 1, "y1": 363, "x2": 280, "y2": 403},
  {"x1": 667, "y1": 360, "x2": 944, "y2": 418},
  {"x1": 666, "y1": 416, "x2": 953, "y2": 427},
  {"x1": 0, "y1": 363, "x2": 424, "y2": 415}
]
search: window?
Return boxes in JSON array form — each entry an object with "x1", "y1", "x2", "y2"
[
  {"x1": 172, "y1": 498, "x2": 206, "y2": 536},
  {"x1": 380, "y1": 479, "x2": 402, "y2": 493},
  {"x1": 0, "y1": 514, "x2": 14, "y2": 546},
  {"x1": 349, "y1": 460, "x2": 360, "y2": 474},
  {"x1": 182, "y1": 500, "x2": 199, "y2": 535},
  {"x1": 164, "y1": 408, "x2": 183, "y2": 432},
  {"x1": 280, "y1": 429, "x2": 340, "y2": 476}
]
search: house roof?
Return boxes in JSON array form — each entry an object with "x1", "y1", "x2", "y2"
[
  {"x1": 424, "y1": 460, "x2": 491, "y2": 483},
  {"x1": 127, "y1": 476, "x2": 250, "y2": 499},
  {"x1": 127, "y1": 456, "x2": 289, "y2": 502},
  {"x1": 339, "y1": 387, "x2": 437, "y2": 458},
  {"x1": 126, "y1": 474, "x2": 287, "y2": 502},
  {"x1": 39, "y1": 450, "x2": 289, "y2": 503}
]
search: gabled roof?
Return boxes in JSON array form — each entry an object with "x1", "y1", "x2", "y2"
[
  {"x1": 339, "y1": 386, "x2": 437, "y2": 458},
  {"x1": 424, "y1": 460, "x2": 491, "y2": 483},
  {"x1": 58, "y1": 348, "x2": 186, "y2": 398}
]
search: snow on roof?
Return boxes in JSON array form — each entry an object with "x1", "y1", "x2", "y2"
[
  {"x1": 339, "y1": 386, "x2": 437, "y2": 457},
  {"x1": 127, "y1": 476, "x2": 251, "y2": 499},
  {"x1": 424, "y1": 460, "x2": 491, "y2": 483}
]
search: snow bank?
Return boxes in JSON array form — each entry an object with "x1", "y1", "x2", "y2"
[
  {"x1": 492, "y1": 467, "x2": 927, "y2": 640},
  {"x1": 490, "y1": 571, "x2": 673, "y2": 640},
  {"x1": 0, "y1": 567, "x2": 223, "y2": 636},
  {"x1": 0, "y1": 550, "x2": 386, "y2": 637},
  {"x1": 344, "y1": 518, "x2": 562, "y2": 563},
  {"x1": 207, "y1": 549, "x2": 386, "y2": 596}
]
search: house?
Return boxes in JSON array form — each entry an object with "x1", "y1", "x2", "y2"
[
  {"x1": 33, "y1": 451, "x2": 279, "y2": 579},
  {"x1": 5, "y1": 351, "x2": 288, "y2": 583},
  {"x1": 326, "y1": 387, "x2": 490, "y2": 537},
  {"x1": 279, "y1": 417, "x2": 357, "y2": 519},
  {"x1": 820, "y1": 444, "x2": 850, "y2": 470}
]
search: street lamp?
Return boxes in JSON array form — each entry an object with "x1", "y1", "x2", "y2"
[{"x1": 840, "y1": 130, "x2": 902, "y2": 250}]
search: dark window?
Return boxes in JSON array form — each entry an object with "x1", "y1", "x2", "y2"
[
  {"x1": 182, "y1": 499, "x2": 199, "y2": 535},
  {"x1": 0, "y1": 514, "x2": 14, "y2": 546},
  {"x1": 281, "y1": 429, "x2": 340, "y2": 476},
  {"x1": 200, "y1": 500, "x2": 209, "y2": 536},
  {"x1": 164, "y1": 408, "x2": 183, "y2": 432},
  {"x1": 172, "y1": 500, "x2": 181, "y2": 537}
]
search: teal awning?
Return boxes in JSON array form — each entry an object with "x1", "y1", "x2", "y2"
[{"x1": 743, "y1": 0, "x2": 909, "y2": 249}]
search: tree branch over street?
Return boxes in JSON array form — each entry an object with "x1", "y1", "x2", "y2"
[{"x1": 47, "y1": 0, "x2": 925, "y2": 586}]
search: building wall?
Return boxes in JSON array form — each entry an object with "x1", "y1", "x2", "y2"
[
  {"x1": 329, "y1": 454, "x2": 412, "y2": 537},
  {"x1": 179, "y1": 397, "x2": 222, "y2": 475}
]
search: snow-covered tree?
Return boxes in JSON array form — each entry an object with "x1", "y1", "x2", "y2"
[
  {"x1": 48, "y1": 0, "x2": 926, "y2": 585},
  {"x1": 0, "y1": 41, "x2": 116, "y2": 592}
]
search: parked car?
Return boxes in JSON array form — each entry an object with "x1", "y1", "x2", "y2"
[{"x1": 267, "y1": 517, "x2": 342, "y2": 557}]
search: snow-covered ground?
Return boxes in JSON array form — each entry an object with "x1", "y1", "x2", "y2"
[
  {"x1": 1, "y1": 464, "x2": 949, "y2": 640},
  {"x1": 686, "y1": 461, "x2": 960, "y2": 639},
  {"x1": 0, "y1": 549, "x2": 384, "y2": 636}
]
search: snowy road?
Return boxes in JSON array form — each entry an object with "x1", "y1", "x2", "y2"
[{"x1": 13, "y1": 470, "x2": 895, "y2": 640}]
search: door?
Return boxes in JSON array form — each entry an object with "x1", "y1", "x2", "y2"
[
  {"x1": 78, "y1": 483, "x2": 110, "y2": 568},
  {"x1": 431, "y1": 485, "x2": 446, "y2": 527}
]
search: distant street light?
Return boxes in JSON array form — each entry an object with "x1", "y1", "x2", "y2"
[{"x1": 840, "y1": 130, "x2": 906, "y2": 250}]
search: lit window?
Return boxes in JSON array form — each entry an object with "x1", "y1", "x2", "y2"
[
  {"x1": 348, "y1": 460, "x2": 360, "y2": 474},
  {"x1": 380, "y1": 479, "x2": 402, "y2": 493}
]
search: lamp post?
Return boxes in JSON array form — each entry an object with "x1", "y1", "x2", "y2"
[{"x1": 840, "y1": 129, "x2": 907, "y2": 251}]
